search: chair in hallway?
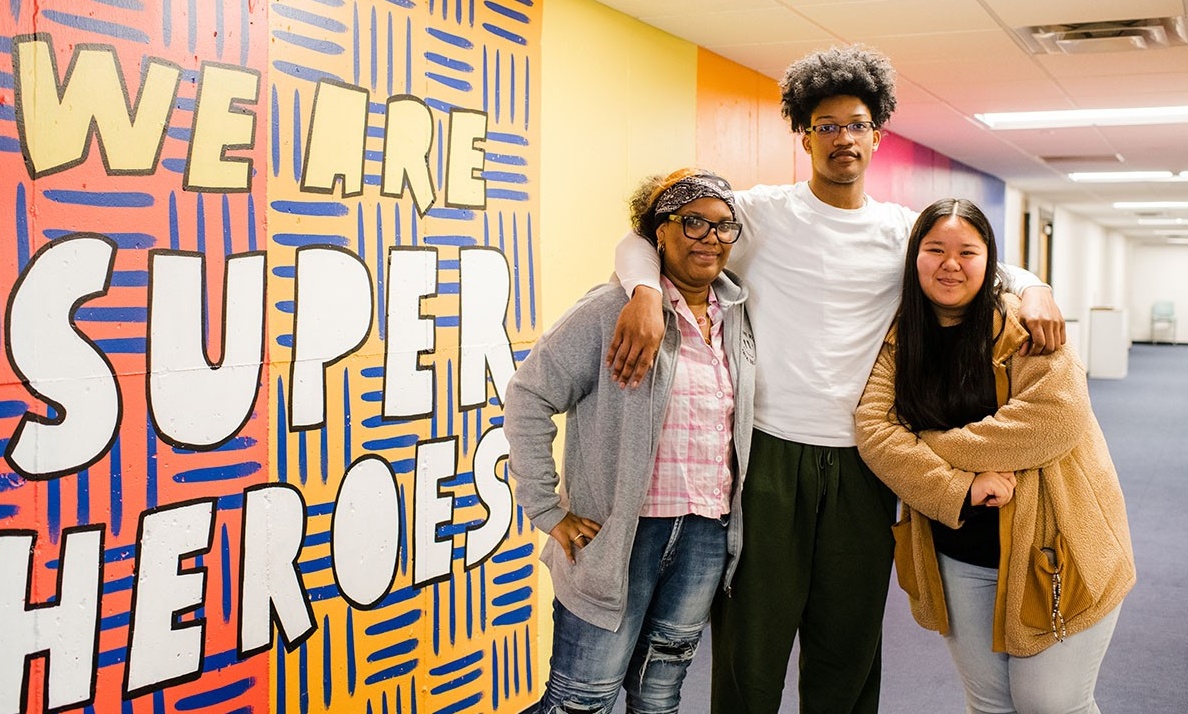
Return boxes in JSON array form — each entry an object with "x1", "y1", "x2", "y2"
[{"x1": 1151, "y1": 301, "x2": 1177, "y2": 344}]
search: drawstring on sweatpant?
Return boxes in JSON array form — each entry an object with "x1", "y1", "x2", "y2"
[{"x1": 815, "y1": 448, "x2": 835, "y2": 513}]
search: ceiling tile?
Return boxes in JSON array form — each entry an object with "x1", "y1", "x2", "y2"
[
  {"x1": 642, "y1": 8, "x2": 833, "y2": 46},
  {"x1": 794, "y1": 0, "x2": 999, "y2": 36},
  {"x1": 1037, "y1": 46, "x2": 1188, "y2": 78},
  {"x1": 595, "y1": 0, "x2": 777, "y2": 16},
  {"x1": 707, "y1": 40, "x2": 838, "y2": 79},
  {"x1": 928, "y1": 80, "x2": 1078, "y2": 114}
]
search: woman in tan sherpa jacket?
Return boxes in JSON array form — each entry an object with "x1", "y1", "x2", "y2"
[{"x1": 855, "y1": 198, "x2": 1134, "y2": 714}]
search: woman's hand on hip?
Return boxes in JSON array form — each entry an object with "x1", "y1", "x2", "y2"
[{"x1": 550, "y1": 512, "x2": 603, "y2": 564}]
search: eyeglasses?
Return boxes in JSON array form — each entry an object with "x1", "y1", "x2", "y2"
[
  {"x1": 806, "y1": 121, "x2": 876, "y2": 137},
  {"x1": 665, "y1": 213, "x2": 742, "y2": 243}
]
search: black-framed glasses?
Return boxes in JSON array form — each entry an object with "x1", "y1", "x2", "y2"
[
  {"x1": 806, "y1": 120, "x2": 875, "y2": 137},
  {"x1": 665, "y1": 213, "x2": 742, "y2": 243}
]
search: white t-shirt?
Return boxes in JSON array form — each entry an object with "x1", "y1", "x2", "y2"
[{"x1": 616, "y1": 181, "x2": 1039, "y2": 447}]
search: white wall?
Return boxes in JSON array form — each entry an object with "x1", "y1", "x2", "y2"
[
  {"x1": 1027, "y1": 206, "x2": 1129, "y2": 359},
  {"x1": 1001, "y1": 186, "x2": 1025, "y2": 266},
  {"x1": 1128, "y1": 243, "x2": 1188, "y2": 343},
  {"x1": 1012, "y1": 197, "x2": 1188, "y2": 349}
]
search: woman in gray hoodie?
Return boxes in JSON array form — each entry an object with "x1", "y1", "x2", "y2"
[{"x1": 505, "y1": 169, "x2": 756, "y2": 714}]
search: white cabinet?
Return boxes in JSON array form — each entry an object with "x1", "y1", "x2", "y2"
[{"x1": 1088, "y1": 308, "x2": 1129, "y2": 379}]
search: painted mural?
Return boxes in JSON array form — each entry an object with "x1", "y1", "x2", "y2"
[{"x1": 0, "y1": 1, "x2": 541, "y2": 713}]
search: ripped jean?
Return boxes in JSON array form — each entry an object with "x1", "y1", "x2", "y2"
[{"x1": 537, "y1": 515, "x2": 728, "y2": 714}]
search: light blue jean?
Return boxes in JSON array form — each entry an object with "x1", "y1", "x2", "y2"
[
  {"x1": 938, "y1": 553, "x2": 1122, "y2": 714},
  {"x1": 536, "y1": 515, "x2": 728, "y2": 714}
]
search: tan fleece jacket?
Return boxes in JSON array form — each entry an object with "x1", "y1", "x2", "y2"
[{"x1": 855, "y1": 294, "x2": 1135, "y2": 657}]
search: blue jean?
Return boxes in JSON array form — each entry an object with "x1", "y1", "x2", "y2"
[
  {"x1": 537, "y1": 515, "x2": 728, "y2": 714},
  {"x1": 938, "y1": 553, "x2": 1122, "y2": 714}
]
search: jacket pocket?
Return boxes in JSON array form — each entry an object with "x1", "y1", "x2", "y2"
[
  {"x1": 566, "y1": 528, "x2": 626, "y2": 609},
  {"x1": 1020, "y1": 533, "x2": 1094, "y2": 638}
]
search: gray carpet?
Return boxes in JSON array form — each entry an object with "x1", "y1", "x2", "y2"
[{"x1": 613, "y1": 343, "x2": 1188, "y2": 713}]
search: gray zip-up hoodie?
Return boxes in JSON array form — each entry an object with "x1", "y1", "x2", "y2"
[{"x1": 504, "y1": 270, "x2": 755, "y2": 631}]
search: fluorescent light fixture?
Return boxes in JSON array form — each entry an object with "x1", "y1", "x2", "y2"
[
  {"x1": 1139, "y1": 218, "x2": 1188, "y2": 225},
  {"x1": 1068, "y1": 171, "x2": 1187, "y2": 183},
  {"x1": 976, "y1": 105, "x2": 1188, "y2": 130},
  {"x1": 1155, "y1": 230, "x2": 1188, "y2": 236},
  {"x1": 1166, "y1": 238, "x2": 1188, "y2": 245},
  {"x1": 1113, "y1": 201, "x2": 1188, "y2": 210}
]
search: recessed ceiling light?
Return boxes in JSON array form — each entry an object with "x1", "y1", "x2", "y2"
[
  {"x1": 976, "y1": 105, "x2": 1188, "y2": 130},
  {"x1": 1139, "y1": 218, "x2": 1188, "y2": 225},
  {"x1": 1068, "y1": 171, "x2": 1186, "y2": 183},
  {"x1": 1114, "y1": 201, "x2": 1188, "y2": 210}
]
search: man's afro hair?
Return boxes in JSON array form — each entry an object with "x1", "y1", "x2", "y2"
[{"x1": 779, "y1": 45, "x2": 897, "y2": 133}]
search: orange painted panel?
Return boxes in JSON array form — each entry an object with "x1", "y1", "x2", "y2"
[{"x1": 695, "y1": 48, "x2": 798, "y2": 189}]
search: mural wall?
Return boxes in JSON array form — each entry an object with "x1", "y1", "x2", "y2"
[{"x1": 0, "y1": 1, "x2": 541, "y2": 713}]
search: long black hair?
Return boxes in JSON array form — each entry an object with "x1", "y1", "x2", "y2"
[{"x1": 893, "y1": 198, "x2": 1005, "y2": 432}]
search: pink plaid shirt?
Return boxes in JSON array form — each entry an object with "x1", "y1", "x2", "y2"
[{"x1": 641, "y1": 277, "x2": 736, "y2": 518}]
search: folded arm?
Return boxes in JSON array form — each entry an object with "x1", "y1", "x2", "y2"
[
  {"x1": 854, "y1": 344, "x2": 977, "y2": 528},
  {"x1": 921, "y1": 345, "x2": 1093, "y2": 473}
]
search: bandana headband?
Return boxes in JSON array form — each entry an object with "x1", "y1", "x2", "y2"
[{"x1": 653, "y1": 174, "x2": 736, "y2": 219}]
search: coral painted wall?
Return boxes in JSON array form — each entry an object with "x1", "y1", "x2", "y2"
[
  {"x1": 865, "y1": 130, "x2": 1007, "y2": 240},
  {"x1": 0, "y1": 1, "x2": 540, "y2": 713}
]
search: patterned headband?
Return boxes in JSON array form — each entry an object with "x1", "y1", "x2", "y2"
[{"x1": 653, "y1": 174, "x2": 736, "y2": 219}]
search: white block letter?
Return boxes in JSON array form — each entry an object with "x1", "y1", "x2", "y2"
[
  {"x1": 125, "y1": 500, "x2": 215, "y2": 696},
  {"x1": 332, "y1": 457, "x2": 400, "y2": 608},
  {"x1": 414, "y1": 438, "x2": 457, "y2": 586},
  {"x1": 459, "y1": 248, "x2": 515, "y2": 408},
  {"x1": 149, "y1": 251, "x2": 266, "y2": 449},
  {"x1": 383, "y1": 248, "x2": 437, "y2": 418},
  {"x1": 5, "y1": 234, "x2": 120, "y2": 479},
  {"x1": 466, "y1": 427, "x2": 512, "y2": 568},
  {"x1": 239, "y1": 484, "x2": 314, "y2": 654},
  {"x1": 0, "y1": 527, "x2": 103, "y2": 714},
  {"x1": 289, "y1": 246, "x2": 373, "y2": 429}
]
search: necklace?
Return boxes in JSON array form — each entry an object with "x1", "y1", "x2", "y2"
[{"x1": 688, "y1": 303, "x2": 711, "y2": 343}]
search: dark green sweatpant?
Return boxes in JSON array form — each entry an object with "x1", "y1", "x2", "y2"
[{"x1": 710, "y1": 430, "x2": 898, "y2": 714}]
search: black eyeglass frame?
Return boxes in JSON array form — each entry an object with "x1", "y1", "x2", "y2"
[
  {"x1": 805, "y1": 120, "x2": 876, "y2": 137},
  {"x1": 664, "y1": 213, "x2": 743, "y2": 244}
]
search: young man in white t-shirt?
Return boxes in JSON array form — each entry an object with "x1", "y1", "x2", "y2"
[{"x1": 609, "y1": 45, "x2": 1064, "y2": 714}]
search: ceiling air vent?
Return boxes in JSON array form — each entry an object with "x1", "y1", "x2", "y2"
[
  {"x1": 1040, "y1": 154, "x2": 1125, "y2": 171},
  {"x1": 1017, "y1": 15, "x2": 1188, "y2": 54},
  {"x1": 1040, "y1": 154, "x2": 1124, "y2": 165}
]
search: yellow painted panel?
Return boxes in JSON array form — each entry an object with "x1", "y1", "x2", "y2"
[{"x1": 541, "y1": 0, "x2": 698, "y2": 327}]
